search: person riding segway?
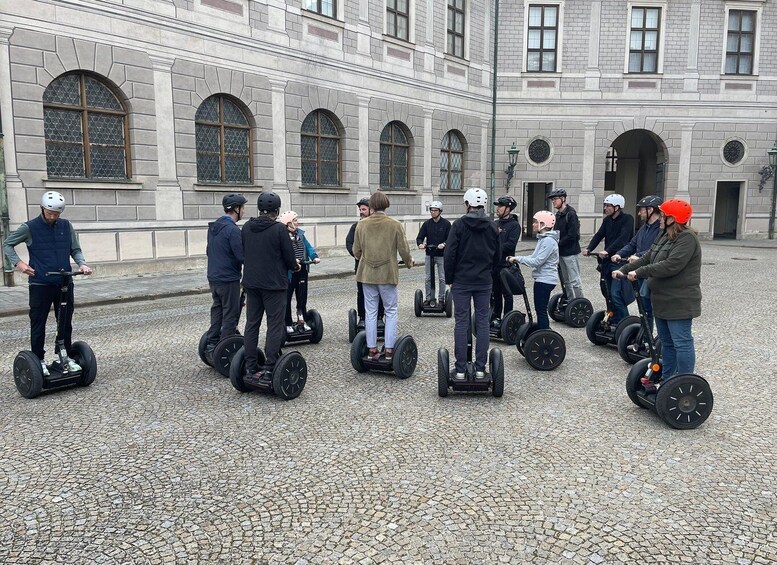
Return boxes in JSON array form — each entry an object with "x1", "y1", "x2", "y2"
[
  {"x1": 415, "y1": 200, "x2": 452, "y2": 317},
  {"x1": 490, "y1": 195, "x2": 521, "y2": 337}
]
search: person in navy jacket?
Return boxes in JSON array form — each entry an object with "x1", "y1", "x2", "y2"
[
  {"x1": 3, "y1": 192, "x2": 92, "y2": 376},
  {"x1": 416, "y1": 200, "x2": 451, "y2": 306}
]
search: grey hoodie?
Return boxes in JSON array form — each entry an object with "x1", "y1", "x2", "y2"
[{"x1": 515, "y1": 230, "x2": 560, "y2": 285}]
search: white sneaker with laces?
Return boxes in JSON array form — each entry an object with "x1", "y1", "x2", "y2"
[
  {"x1": 40, "y1": 361, "x2": 50, "y2": 377},
  {"x1": 64, "y1": 358, "x2": 82, "y2": 373},
  {"x1": 286, "y1": 325, "x2": 295, "y2": 334},
  {"x1": 475, "y1": 370, "x2": 487, "y2": 380},
  {"x1": 454, "y1": 372, "x2": 466, "y2": 381},
  {"x1": 302, "y1": 323, "x2": 311, "y2": 332}
]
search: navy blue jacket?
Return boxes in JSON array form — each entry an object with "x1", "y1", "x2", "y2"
[
  {"x1": 444, "y1": 210, "x2": 501, "y2": 289},
  {"x1": 495, "y1": 214, "x2": 521, "y2": 268},
  {"x1": 206, "y1": 216, "x2": 244, "y2": 284},
  {"x1": 555, "y1": 205, "x2": 581, "y2": 257},
  {"x1": 241, "y1": 217, "x2": 298, "y2": 290},
  {"x1": 416, "y1": 217, "x2": 452, "y2": 257},
  {"x1": 616, "y1": 218, "x2": 661, "y2": 258},
  {"x1": 586, "y1": 212, "x2": 634, "y2": 256},
  {"x1": 26, "y1": 215, "x2": 76, "y2": 285}
]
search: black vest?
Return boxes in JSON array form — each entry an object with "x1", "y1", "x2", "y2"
[{"x1": 26, "y1": 215, "x2": 72, "y2": 285}]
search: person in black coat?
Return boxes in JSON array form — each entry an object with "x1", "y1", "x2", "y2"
[
  {"x1": 548, "y1": 188, "x2": 584, "y2": 299},
  {"x1": 416, "y1": 200, "x2": 452, "y2": 305},
  {"x1": 491, "y1": 195, "x2": 521, "y2": 326},
  {"x1": 241, "y1": 192, "x2": 299, "y2": 386},
  {"x1": 346, "y1": 197, "x2": 384, "y2": 323}
]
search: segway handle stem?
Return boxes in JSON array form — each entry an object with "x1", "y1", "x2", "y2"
[{"x1": 44, "y1": 270, "x2": 85, "y2": 277}]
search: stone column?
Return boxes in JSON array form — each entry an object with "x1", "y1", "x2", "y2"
[
  {"x1": 421, "y1": 108, "x2": 434, "y2": 214},
  {"x1": 355, "y1": 0, "x2": 372, "y2": 64},
  {"x1": 422, "y1": 0, "x2": 435, "y2": 73},
  {"x1": 584, "y1": 1, "x2": 602, "y2": 94},
  {"x1": 677, "y1": 123, "x2": 694, "y2": 199},
  {"x1": 0, "y1": 25, "x2": 26, "y2": 227},
  {"x1": 266, "y1": 0, "x2": 291, "y2": 47},
  {"x1": 150, "y1": 55, "x2": 183, "y2": 220},
  {"x1": 357, "y1": 95, "x2": 370, "y2": 200},
  {"x1": 684, "y1": 0, "x2": 701, "y2": 94},
  {"x1": 270, "y1": 79, "x2": 290, "y2": 207},
  {"x1": 579, "y1": 122, "x2": 598, "y2": 215}
]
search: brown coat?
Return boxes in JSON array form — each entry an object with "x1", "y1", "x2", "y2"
[{"x1": 353, "y1": 213, "x2": 413, "y2": 285}]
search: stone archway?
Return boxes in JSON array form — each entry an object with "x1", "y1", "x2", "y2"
[{"x1": 606, "y1": 129, "x2": 669, "y2": 209}]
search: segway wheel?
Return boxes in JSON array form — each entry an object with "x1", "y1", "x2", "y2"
[
  {"x1": 13, "y1": 351, "x2": 44, "y2": 399},
  {"x1": 617, "y1": 323, "x2": 645, "y2": 365},
  {"x1": 614, "y1": 315, "x2": 641, "y2": 344},
  {"x1": 565, "y1": 298, "x2": 593, "y2": 328},
  {"x1": 585, "y1": 311, "x2": 609, "y2": 345},
  {"x1": 273, "y1": 351, "x2": 307, "y2": 400},
  {"x1": 524, "y1": 330, "x2": 566, "y2": 371},
  {"x1": 489, "y1": 348, "x2": 504, "y2": 398},
  {"x1": 515, "y1": 322, "x2": 537, "y2": 356},
  {"x1": 71, "y1": 341, "x2": 97, "y2": 387},
  {"x1": 414, "y1": 289, "x2": 423, "y2": 317},
  {"x1": 393, "y1": 335, "x2": 418, "y2": 379},
  {"x1": 348, "y1": 309, "x2": 358, "y2": 343},
  {"x1": 444, "y1": 289, "x2": 453, "y2": 318},
  {"x1": 212, "y1": 335, "x2": 244, "y2": 377},
  {"x1": 626, "y1": 358, "x2": 652, "y2": 408},
  {"x1": 350, "y1": 331, "x2": 368, "y2": 373},
  {"x1": 655, "y1": 374, "x2": 713, "y2": 430},
  {"x1": 501, "y1": 311, "x2": 525, "y2": 346},
  {"x1": 198, "y1": 332, "x2": 213, "y2": 366},
  {"x1": 548, "y1": 293, "x2": 565, "y2": 323},
  {"x1": 307, "y1": 309, "x2": 324, "y2": 344},
  {"x1": 437, "y1": 348, "x2": 449, "y2": 397},
  {"x1": 229, "y1": 346, "x2": 267, "y2": 392}
]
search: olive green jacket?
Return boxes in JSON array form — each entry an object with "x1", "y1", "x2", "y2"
[
  {"x1": 353, "y1": 213, "x2": 413, "y2": 285},
  {"x1": 619, "y1": 230, "x2": 702, "y2": 320}
]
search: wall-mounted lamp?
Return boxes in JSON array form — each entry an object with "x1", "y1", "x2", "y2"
[{"x1": 504, "y1": 142, "x2": 520, "y2": 190}]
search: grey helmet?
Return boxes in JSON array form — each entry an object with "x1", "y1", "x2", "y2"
[
  {"x1": 222, "y1": 193, "x2": 247, "y2": 212},
  {"x1": 357, "y1": 197, "x2": 370, "y2": 207},
  {"x1": 257, "y1": 191, "x2": 281, "y2": 214},
  {"x1": 547, "y1": 188, "x2": 567, "y2": 200},
  {"x1": 41, "y1": 191, "x2": 66, "y2": 213},
  {"x1": 636, "y1": 195, "x2": 663, "y2": 209}
]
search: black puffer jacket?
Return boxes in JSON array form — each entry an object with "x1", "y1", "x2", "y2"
[
  {"x1": 444, "y1": 210, "x2": 501, "y2": 288},
  {"x1": 554, "y1": 205, "x2": 581, "y2": 257},
  {"x1": 241, "y1": 216, "x2": 298, "y2": 290},
  {"x1": 495, "y1": 214, "x2": 521, "y2": 267}
]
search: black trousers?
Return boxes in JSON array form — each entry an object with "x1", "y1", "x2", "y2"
[
  {"x1": 490, "y1": 269, "x2": 514, "y2": 320},
  {"x1": 206, "y1": 281, "x2": 242, "y2": 345},
  {"x1": 244, "y1": 288, "x2": 286, "y2": 374},
  {"x1": 29, "y1": 282, "x2": 74, "y2": 361},
  {"x1": 285, "y1": 267, "x2": 309, "y2": 325},
  {"x1": 356, "y1": 281, "x2": 384, "y2": 320}
]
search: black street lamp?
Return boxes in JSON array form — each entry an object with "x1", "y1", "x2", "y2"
[
  {"x1": 504, "y1": 142, "x2": 520, "y2": 190},
  {"x1": 768, "y1": 142, "x2": 777, "y2": 240}
]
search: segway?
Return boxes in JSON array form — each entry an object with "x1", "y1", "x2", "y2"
[
  {"x1": 484, "y1": 309, "x2": 525, "y2": 346},
  {"x1": 350, "y1": 330, "x2": 418, "y2": 379},
  {"x1": 500, "y1": 265, "x2": 566, "y2": 371},
  {"x1": 13, "y1": 271, "x2": 97, "y2": 399},
  {"x1": 585, "y1": 255, "x2": 640, "y2": 347},
  {"x1": 548, "y1": 266, "x2": 593, "y2": 327},
  {"x1": 229, "y1": 345, "x2": 307, "y2": 400},
  {"x1": 617, "y1": 310, "x2": 662, "y2": 365},
  {"x1": 618, "y1": 274, "x2": 713, "y2": 429},
  {"x1": 414, "y1": 253, "x2": 453, "y2": 317},
  {"x1": 199, "y1": 290, "x2": 246, "y2": 377},
  {"x1": 438, "y1": 308, "x2": 504, "y2": 397},
  {"x1": 283, "y1": 261, "x2": 324, "y2": 345}
]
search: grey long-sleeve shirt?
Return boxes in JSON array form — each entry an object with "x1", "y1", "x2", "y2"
[{"x1": 3, "y1": 221, "x2": 86, "y2": 269}]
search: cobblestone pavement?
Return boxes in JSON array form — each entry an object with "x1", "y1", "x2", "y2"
[{"x1": 0, "y1": 243, "x2": 775, "y2": 564}]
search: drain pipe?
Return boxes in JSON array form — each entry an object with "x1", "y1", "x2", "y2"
[{"x1": 0, "y1": 112, "x2": 14, "y2": 287}]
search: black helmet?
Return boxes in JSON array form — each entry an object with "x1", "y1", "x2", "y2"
[
  {"x1": 637, "y1": 195, "x2": 663, "y2": 209},
  {"x1": 357, "y1": 197, "x2": 370, "y2": 207},
  {"x1": 548, "y1": 188, "x2": 567, "y2": 199},
  {"x1": 222, "y1": 193, "x2": 247, "y2": 211},
  {"x1": 495, "y1": 195, "x2": 517, "y2": 210},
  {"x1": 257, "y1": 191, "x2": 281, "y2": 214}
]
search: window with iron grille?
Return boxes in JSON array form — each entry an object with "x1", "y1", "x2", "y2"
[
  {"x1": 447, "y1": 0, "x2": 465, "y2": 59},
  {"x1": 380, "y1": 122, "x2": 410, "y2": 190},
  {"x1": 43, "y1": 73, "x2": 130, "y2": 179},
  {"x1": 301, "y1": 111, "x2": 341, "y2": 187},
  {"x1": 628, "y1": 7, "x2": 661, "y2": 73},
  {"x1": 305, "y1": 0, "x2": 336, "y2": 18},
  {"x1": 725, "y1": 10, "x2": 755, "y2": 75},
  {"x1": 440, "y1": 131, "x2": 464, "y2": 191},
  {"x1": 527, "y1": 5, "x2": 558, "y2": 72},
  {"x1": 195, "y1": 95, "x2": 252, "y2": 184},
  {"x1": 386, "y1": 0, "x2": 410, "y2": 41}
]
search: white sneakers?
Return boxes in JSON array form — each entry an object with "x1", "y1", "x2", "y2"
[
  {"x1": 64, "y1": 358, "x2": 82, "y2": 373},
  {"x1": 286, "y1": 325, "x2": 295, "y2": 334},
  {"x1": 454, "y1": 372, "x2": 466, "y2": 380},
  {"x1": 40, "y1": 361, "x2": 50, "y2": 377},
  {"x1": 475, "y1": 370, "x2": 487, "y2": 380}
]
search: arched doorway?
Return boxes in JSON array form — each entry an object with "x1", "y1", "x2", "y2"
[{"x1": 605, "y1": 129, "x2": 668, "y2": 216}]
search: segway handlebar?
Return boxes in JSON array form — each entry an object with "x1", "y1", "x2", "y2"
[
  {"x1": 612, "y1": 270, "x2": 642, "y2": 290},
  {"x1": 44, "y1": 270, "x2": 86, "y2": 277}
]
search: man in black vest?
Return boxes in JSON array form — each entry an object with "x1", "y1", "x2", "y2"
[{"x1": 3, "y1": 191, "x2": 92, "y2": 376}]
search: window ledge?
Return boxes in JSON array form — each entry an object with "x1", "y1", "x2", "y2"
[
  {"x1": 444, "y1": 53, "x2": 470, "y2": 65},
  {"x1": 378, "y1": 189, "x2": 416, "y2": 195},
  {"x1": 301, "y1": 9, "x2": 345, "y2": 27},
  {"x1": 193, "y1": 183, "x2": 263, "y2": 191},
  {"x1": 299, "y1": 186, "x2": 350, "y2": 193},
  {"x1": 720, "y1": 74, "x2": 758, "y2": 80},
  {"x1": 382, "y1": 34, "x2": 415, "y2": 48},
  {"x1": 43, "y1": 179, "x2": 142, "y2": 190}
]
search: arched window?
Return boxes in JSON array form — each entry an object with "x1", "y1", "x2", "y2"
[
  {"x1": 43, "y1": 73, "x2": 129, "y2": 179},
  {"x1": 380, "y1": 121, "x2": 410, "y2": 189},
  {"x1": 301, "y1": 110, "x2": 341, "y2": 186},
  {"x1": 440, "y1": 130, "x2": 464, "y2": 191},
  {"x1": 196, "y1": 95, "x2": 252, "y2": 183}
]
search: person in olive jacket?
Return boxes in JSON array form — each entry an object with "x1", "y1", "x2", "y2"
[
  {"x1": 616, "y1": 199, "x2": 701, "y2": 388},
  {"x1": 241, "y1": 191, "x2": 299, "y2": 386},
  {"x1": 352, "y1": 191, "x2": 414, "y2": 362}
]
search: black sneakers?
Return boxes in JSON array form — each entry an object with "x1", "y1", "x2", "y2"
[{"x1": 245, "y1": 369, "x2": 273, "y2": 387}]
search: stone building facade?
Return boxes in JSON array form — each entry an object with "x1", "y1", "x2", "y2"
[{"x1": 1, "y1": 0, "x2": 775, "y2": 279}]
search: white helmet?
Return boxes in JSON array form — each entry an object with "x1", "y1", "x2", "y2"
[
  {"x1": 463, "y1": 188, "x2": 488, "y2": 208},
  {"x1": 41, "y1": 191, "x2": 66, "y2": 213},
  {"x1": 277, "y1": 210, "x2": 298, "y2": 225},
  {"x1": 603, "y1": 194, "x2": 625, "y2": 209},
  {"x1": 429, "y1": 200, "x2": 443, "y2": 211}
]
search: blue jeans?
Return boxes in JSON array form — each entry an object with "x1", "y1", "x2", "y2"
[
  {"x1": 452, "y1": 285, "x2": 491, "y2": 373},
  {"x1": 363, "y1": 284, "x2": 398, "y2": 349},
  {"x1": 533, "y1": 281, "x2": 555, "y2": 330},
  {"x1": 639, "y1": 280, "x2": 653, "y2": 334},
  {"x1": 424, "y1": 256, "x2": 445, "y2": 302},
  {"x1": 654, "y1": 317, "x2": 695, "y2": 378},
  {"x1": 603, "y1": 261, "x2": 633, "y2": 324}
]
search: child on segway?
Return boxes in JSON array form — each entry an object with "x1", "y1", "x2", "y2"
[
  {"x1": 416, "y1": 200, "x2": 451, "y2": 307},
  {"x1": 278, "y1": 210, "x2": 321, "y2": 335}
]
